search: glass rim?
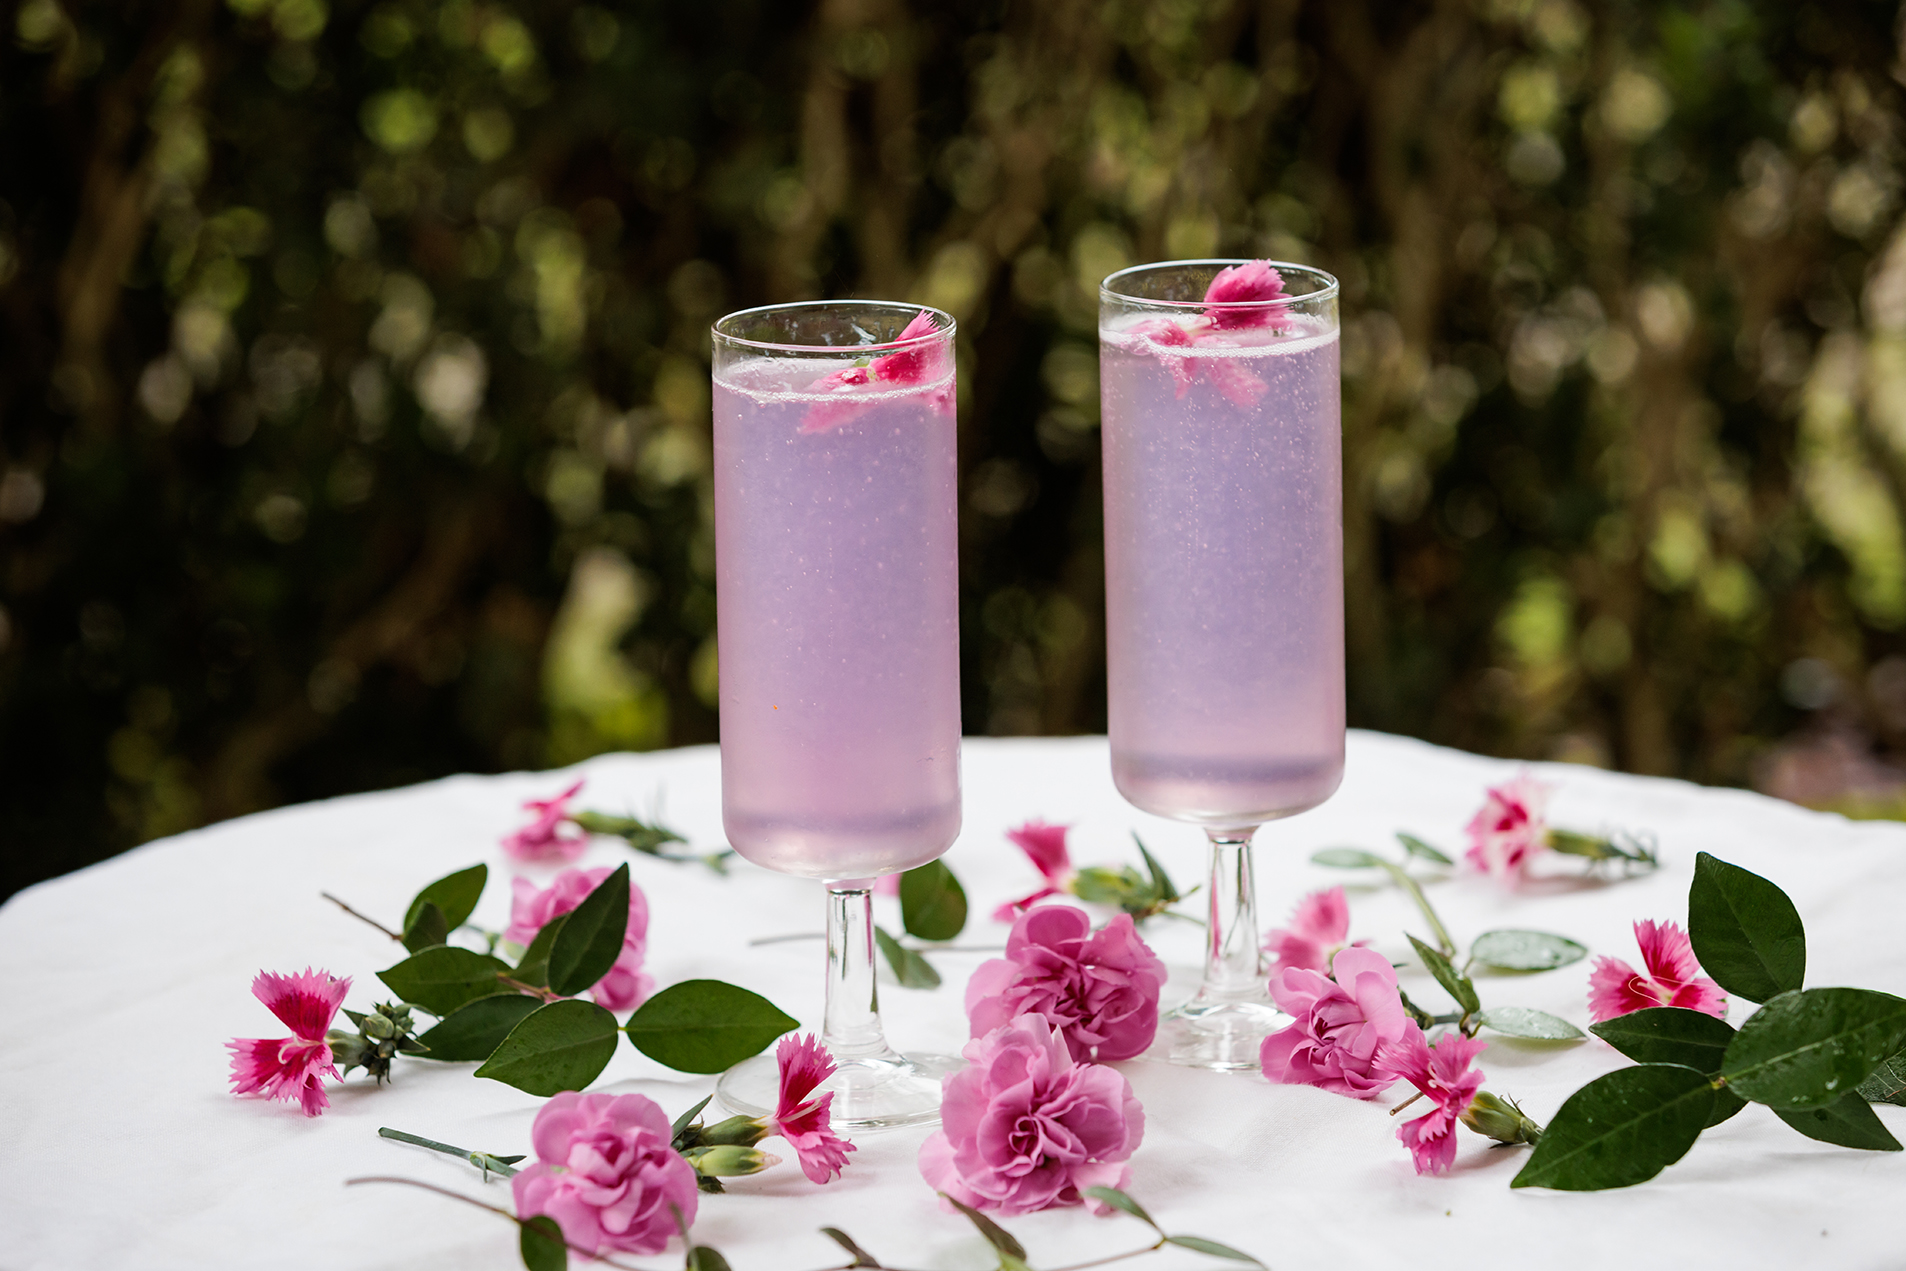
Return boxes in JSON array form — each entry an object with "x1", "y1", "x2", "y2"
[
  {"x1": 710, "y1": 300, "x2": 956, "y2": 355},
  {"x1": 1099, "y1": 259, "x2": 1339, "y2": 309}
]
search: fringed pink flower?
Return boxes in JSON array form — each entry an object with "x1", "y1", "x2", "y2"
[
  {"x1": 507, "y1": 866, "x2": 654, "y2": 1012},
  {"x1": 1463, "y1": 770, "x2": 1552, "y2": 884},
  {"x1": 512, "y1": 1092, "x2": 698, "y2": 1257},
  {"x1": 1263, "y1": 886, "x2": 1365, "y2": 974},
  {"x1": 1260, "y1": 948, "x2": 1418, "y2": 1098},
  {"x1": 1202, "y1": 259, "x2": 1288, "y2": 328},
  {"x1": 1120, "y1": 260, "x2": 1287, "y2": 405},
  {"x1": 802, "y1": 310, "x2": 947, "y2": 432},
  {"x1": 993, "y1": 818, "x2": 1076, "y2": 921},
  {"x1": 1376, "y1": 1031, "x2": 1487, "y2": 1176},
  {"x1": 966, "y1": 905, "x2": 1167, "y2": 1062},
  {"x1": 1588, "y1": 919, "x2": 1728, "y2": 1023},
  {"x1": 768, "y1": 1033, "x2": 855, "y2": 1183},
  {"x1": 227, "y1": 968, "x2": 351, "y2": 1117},
  {"x1": 503, "y1": 778, "x2": 588, "y2": 865}
]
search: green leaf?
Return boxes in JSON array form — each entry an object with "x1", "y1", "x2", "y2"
[
  {"x1": 1591, "y1": 1007, "x2": 1737, "y2": 1072},
  {"x1": 1774, "y1": 1091, "x2": 1903, "y2": 1151},
  {"x1": 671, "y1": 1094, "x2": 714, "y2": 1140},
  {"x1": 518, "y1": 1214, "x2": 567, "y2": 1271},
  {"x1": 377, "y1": 946, "x2": 512, "y2": 1017},
  {"x1": 688, "y1": 1246, "x2": 734, "y2": 1271},
  {"x1": 475, "y1": 999, "x2": 619, "y2": 1095},
  {"x1": 414, "y1": 993, "x2": 543, "y2": 1061},
  {"x1": 874, "y1": 925, "x2": 942, "y2": 989},
  {"x1": 1722, "y1": 987, "x2": 1906, "y2": 1110},
  {"x1": 819, "y1": 1228, "x2": 883, "y2": 1268},
  {"x1": 1396, "y1": 833, "x2": 1454, "y2": 866},
  {"x1": 1476, "y1": 1006, "x2": 1585, "y2": 1040},
  {"x1": 1468, "y1": 929, "x2": 1588, "y2": 973},
  {"x1": 899, "y1": 860, "x2": 968, "y2": 941},
  {"x1": 1162, "y1": 1235, "x2": 1265, "y2": 1266},
  {"x1": 1688, "y1": 852, "x2": 1807, "y2": 1003},
  {"x1": 940, "y1": 1194, "x2": 1027, "y2": 1262},
  {"x1": 1311, "y1": 847, "x2": 1386, "y2": 869},
  {"x1": 1133, "y1": 834, "x2": 1180, "y2": 903},
  {"x1": 401, "y1": 901, "x2": 449, "y2": 954},
  {"x1": 546, "y1": 863, "x2": 630, "y2": 998},
  {"x1": 404, "y1": 863, "x2": 488, "y2": 933},
  {"x1": 623, "y1": 979, "x2": 798, "y2": 1073},
  {"x1": 1082, "y1": 1186, "x2": 1158, "y2": 1230},
  {"x1": 1858, "y1": 1048, "x2": 1906, "y2": 1106},
  {"x1": 1407, "y1": 934, "x2": 1480, "y2": 1015},
  {"x1": 1511, "y1": 1064, "x2": 1716, "y2": 1191},
  {"x1": 1707, "y1": 1087, "x2": 1749, "y2": 1127},
  {"x1": 513, "y1": 912, "x2": 569, "y2": 989}
]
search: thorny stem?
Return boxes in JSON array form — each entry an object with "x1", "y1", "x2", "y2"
[
  {"x1": 1375, "y1": 863, "x2": 1455, "y2": 958},
  {"x1": 322, "y1": 892, "x2": 402, "y2": 942}
]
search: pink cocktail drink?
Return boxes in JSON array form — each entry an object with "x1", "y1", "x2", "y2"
[{"x1": 1101, "y1": 320, "x2": 1344, "y2": 824}]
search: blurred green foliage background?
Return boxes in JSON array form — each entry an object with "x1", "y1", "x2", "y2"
[{"x1": 6, "y1": 0, "x2": 1906, "y2": 899}]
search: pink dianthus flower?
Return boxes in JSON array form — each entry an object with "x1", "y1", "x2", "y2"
[
  {"x1": 768, "y1": 1033, "x2": 856, "y2": 1183},
  {"x1": 1260, "y1": 947, "x2": 1418, "y2": 1098},
  {"x1": 226, "y1": 968, "x2": 350, "y2": 1117},
  {"x1": 1202, "y1": 259, "x2": 1289, "y2": 328},
  {"x1": 502, "y1": 779, "x2": 588, "y2": 865},
  {"x1": 512, "y1": 1092, "x2": 698, "y2": 1257},
  {"x1": 966, "y1": 905, "x2": 1167, "y2": 1062},
  {"x1": 1588, "y1": 919, "x2": 1728, "y2": 1023},
  {"x1": 1463, "y1": 771, "x2": 1552, "y2": 884},
  {"x1": 993, "y1": 818, "x2": 1076, "y2": 921},
  {"x1": 507, "y1": 866, "x2": 653, "y2": 1012},
  {"x1": 802, "y1": 310, "x2": 949, "y2": 432},
  {"x1": 1376, "y1": 1030, "x2": 1488, "y2": 1176},
  {"x1": 1263, "y1": 886, "x2": 1365, "y2": 974}
]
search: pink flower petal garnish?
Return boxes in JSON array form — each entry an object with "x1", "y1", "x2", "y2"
[
  {"x1": 1202, "y1": 260, "x2": 1288, "y2": 329},
  {"x1": 770, "y1": 1033, "x2": 855, "y2": 1183},
  {"x1": 801, "y1": 310, "x2": 944, "y2": 433},
  {"x1": 1588, "y1": 919, "x2": 1728, "y2": 1023}
]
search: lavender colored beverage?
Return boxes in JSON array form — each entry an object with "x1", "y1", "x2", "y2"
[
  {"x1": 713, "y1": 309, "x2": 961, "y2": 882},
  {"x1": 1101, "y1": 278, "x2": 1344, "y2": 826}
]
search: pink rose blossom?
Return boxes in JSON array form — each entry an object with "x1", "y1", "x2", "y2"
[
  {"x1": 1588, "y1": 919, "x2": 1728, "y2": 1023},
  {"x1": 993, "y1": 818, "x2": 1077, "y2": 922},
  {"x1": 1260, "y1": 947, "x2": 1418, "y2": 1098},
  {"x1": 802, "y1": 310, "x2": 948, "y2": 432},
  {"x1": 226, "y1": 967, "x2": 350, "y2": 1117},
  {"x1": 966, "y1": 906, "x2": 1167, "y2": 1062},
  {"x1": 1376, "y1": 1030, "x2": 1487, "y2": 1176},
  {"x1": 1464, "y1": 770, "x2": 1552, "y2": 884},
  {"x1": 1202, "y1": 259, "x2": 1289, "y2": 328},
  {"x1": 768, "y1": 1033, "x2": 856, "y2": 1183},
  {"x1": 920, "y1": 1013, "x2": 1145, "y2": 1217},
  {"x1": 512, "y1": 1091, "x2": 698, "y2": 1257},
  {"x1": 507, "y1": 866, "x2": 653, "y2": 1012},
  {"x1": 1263, "y1": 886, "x2": 1366, "y2": 974},
  {"x1": 502, "y1": 779, "x2": 588, "y2": 865}
]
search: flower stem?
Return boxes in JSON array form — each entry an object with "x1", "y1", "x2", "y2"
[
  {"x1": 322, "y1": 891, "x2": 402, "y2": 941},
  {"x1": 495, "y1": 975, "x2": 561, "y2": 1002},
  {"x1": 1040, "y1": 1239, "x2": 1170, "y2": 1271},
  {"x1": 344, "y1": 1177, "x2": 651, "y2": 1271},
  {"x1": 377, "y1": 1127, "x2": 519, "y2": 1178},
  {"x1": 1375, "y1": 862, "x2": 1455, "y2": 958},
  {"x1": 1389, "y1": 1090, "x2": 1427, "y2": 1117}
]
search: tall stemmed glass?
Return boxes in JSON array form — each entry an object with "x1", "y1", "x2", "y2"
[
  {"x1": 710, "y1": 301, "x2": 962, "y2": 1127},
  {"x1": 1099, "y1": 261, "x2": 1344, "y2": 1070}
]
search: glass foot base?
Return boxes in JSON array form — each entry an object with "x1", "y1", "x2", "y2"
[
  {"x1": 716, "y1": 1049, "x2": 960, "y2": 1129},
  {"x1": 1162, "y1": 996, "x2": 1287, "y2": 1071}
]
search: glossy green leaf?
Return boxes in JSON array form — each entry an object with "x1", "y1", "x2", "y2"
[
  {"x1": 688, "y1": 1246, "x2": 734, "y2": 1271},
  {"x1": 1857, "y1": 1048, "x2": 1906, "y2": 1106},
  {"x1": 1688, "y1": 852, "x2": 1806, "y2": 1003},
  {"x1": 899, "y1": 859, "x2": 967, "y2": 941},
  {"x1": 1133, "y1": 834, "x2": 1180, "y2": 903},
  {"x1": 475, "y1": 999, "x2": 619, "y2": 1095},
  {"x1": 623, "y1": 979, "x2": 797, "y2": 1073},
  {"x1": 1476, "y1": 1006, "x2": 1584, "y2": 1040},
  {"x1": 1774, "y1": 1091, "x2": 1903, "y2": 1151},
  {"x1": 1591, "y1": 1007, "x2": 1736, "y2": 1072},
  {"x1": 1163, "y1": 1235, "x2": 1265, "y2": 1266},
  {"x1": 1723, "y1": 987, "x2": 1906, "y2": 1110},
  {"x1": 377, "y1": 946, "x2": 511, "y2": 1017},
  {"x1": 1512, "y1": 1064, "x2": 1715, "y2": 1191},
  {"x1": 519, "y1": 1214, "x2": 567, "y2": 1271},
  {"x1": 941, "y1": 1194, "x2": 1027, "y2": 1261},
  {"x1": 1707, "y1": 1087, "x2": 1749, "y2": 1127},
  {"x1": 819, "y1": 1227, "x2": 883, "y2": 1268},
  {"x1": 671, "y1": 1094, "x2": 714, "y2": 1140},
  {"x1": 513, "y1": 911, "x2": 569, "y2": 989},
  {"x1": 401, "y1": 901, "x2": 448, "y2": 954},
  {"x1": 1311, "y1": 847, "x2": 1385, "y2": 869},
  {"x1": 404, "y1": 863, "x2": 488, "y2": 934},
  {"x1": 1082, "y1": 1186, "x2": 1157, "y2": 1230},
  {"x1": 1396, "y1": 833, "x2": 1454, "y2": 866},
  {"x1": 547, "y1": 863, "x2": 630, "y2": 998},
  {"x1": 413, "y1": 993, "x2": 542, "y2": 1061},
  {"x1": 1408, "y1": 934, "x2": 1480, "y2": 1015},
  {"x1": 874, "y1": 925, "x2": 942, "y2": 989},
  {"x1": 1468, "y1": 929, "x2": 1588, "y2": 973}
]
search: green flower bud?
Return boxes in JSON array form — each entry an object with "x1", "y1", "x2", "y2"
[
  {"x1": 682, "y1": 1145, "x2": 781, "y2": 1177},
  {"x1": 362, "y1": 1012, "x2": 395, "y2": 1040},
  {"x1": 1461, "y1": 1090, "x2": 1542, "y2": 1145},
  {"x1": 328, "y1": 1030, "x2": 369, "y2": 1070},
  {"x1": 697, "y1": 1114, "x2": 770, "y2": 1147}
]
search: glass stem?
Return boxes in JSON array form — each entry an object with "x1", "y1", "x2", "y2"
[
  {"x1": 822, "y1": 884, "x2": 895, "y2": 1064},
  {"x1": 1201, "y1": 828, "x2": 1264, "y2": 1000}
]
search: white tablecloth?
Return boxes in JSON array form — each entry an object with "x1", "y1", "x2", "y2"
[{"x1": 3, "y1": 733, "x2": 1903, "y2": 1271}]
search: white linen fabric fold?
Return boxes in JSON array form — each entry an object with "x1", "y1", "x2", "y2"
[{"x1": 1, "y1": 732, "x2": 1901, "y2": 1270}]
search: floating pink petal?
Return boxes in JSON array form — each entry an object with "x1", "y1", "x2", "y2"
[
  {"x1": 801, "y1": 310, "x2": 944, "y2": 433},
  {"x1": 1204, "y1": 358, "x2": 1269, "y2": 408},
  {"x1": 1126, "y1": 317, "x2": 1196, "y2": 397},
  {"x1": 502, "y1": 779, "x2": 588, "y2": 864},
  {"x1": 1202, "y1": 260, "x2": 1288, "y2": 330},
  {"x1": 1588, "y1": 919, "x2": 1728, "y2": 1023},
  {"x1": 871, "y1": 309, "x2": 942, "y2": 385},
  {"x1": 769, "y1": 1033, "x2": 855, "y2": 1183}
]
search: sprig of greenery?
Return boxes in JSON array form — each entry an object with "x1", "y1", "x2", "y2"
[{"x1": 568, "y1": 808, "x2": 734, "y2": 873}]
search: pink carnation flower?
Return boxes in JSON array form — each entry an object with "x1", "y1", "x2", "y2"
[
  {"x1": 226, "y1": 967, "x2": 351, "y2": 1117},
  {"x1": 507, "y1": 866, "x2": 654, "y2": 1012},
  {"x1": 1260, "y1": 947, "x2": 1418, "y2": 1098},
  {"x1": 919, "y1": 1013, "x2": 1145, "y2": 1217},
  {"x1": 1376, "y1": 1030, "x2": 1487, "y2": 1176},
  {"x1": 802, "y1": 310, "x2": 949, "y2": 432},
  {"x1": 512, "y1": 1091, "x2": 699, "y2": 1257},
  {"x1": 1588, "y1": 919, "x2": 1728, "y2": 1023},
  {"x1": 768, "y1": 1033, "x2": 856, "y2": 1183},
  {"x1": 1463, "y1": 770, "x2": 1552, "y2": 884},
  {"x1": 966, "y1": 905, "x2": 1167, "y2": 1062},
  {"x1": 1202, "y1": 259, "x2": 1288, "y2": 328},
  {"x1": 993, "y1": 818, "x2": 1076, "y2": 922},
  {"x1": 1263, "y1": 886, "x2": 1365, "y2": 974},
  {"x1": 502, "y1": 779, "x2": 588, "y2": 865}
]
